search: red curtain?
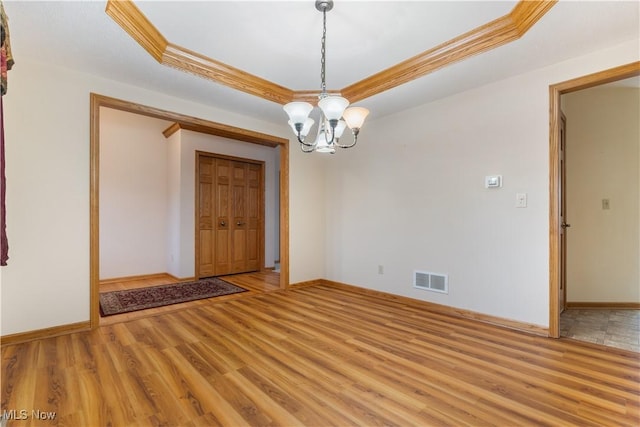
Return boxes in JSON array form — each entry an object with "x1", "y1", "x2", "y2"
[
  {"x1": 0, "y1": 97, "x2": 6, "y2": 265},
  {"x1": 1, "y1": 0, "x2": 12, "y2": 265}
]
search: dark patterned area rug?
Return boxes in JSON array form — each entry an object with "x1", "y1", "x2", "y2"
[{"x1": 99, "y1": 277, "x2": 247, "y2": 316}]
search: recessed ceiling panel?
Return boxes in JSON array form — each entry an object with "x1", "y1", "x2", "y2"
[{"x1": 136, "y1": 1, "x2": 516, "y2": 90}]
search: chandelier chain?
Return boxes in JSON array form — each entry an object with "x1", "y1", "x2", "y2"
[
  {"x1": 283, "y1": 0, "x2": 368, "y2": 154},
  {"x1": 320, "y1": 8, "x2": 327, "y2": 94}
]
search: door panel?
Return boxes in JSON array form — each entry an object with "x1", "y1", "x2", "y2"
[
  {"x1": 246, "y1": 164, "x2": 261, "y2": 271},
  {"x1": 232, "y1": 229, "x2": 247, "y2": 273},
  {"x1": 215, "y1": 159, "x2": 231, "y2": 275},
  {"x1": 231, "y1": 161, "x2": 247, "y2": 273},
  {"x1": 215, "y1": 228, "x2": 229, "y2": 274},
  {"x1": 198, "y1": 157, "x2": 215, "y2": 276},
  {"x1": 199, "y1": 230, "x2": 213, "y2": 277}
]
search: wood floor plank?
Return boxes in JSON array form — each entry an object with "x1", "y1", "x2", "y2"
[{"x1": 2, "y1": 275, "x2": 639, "y2": 426}]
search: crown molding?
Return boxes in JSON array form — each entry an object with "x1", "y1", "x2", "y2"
[
  {"x1": 105, "y1": 1, "x2": 294, "y2": 105},
  {"x1": 162, "y1": 121, "x2": 285, "y2": 148},
  {"x1": 342, "y1": 1, "x2": 557, "y2": 103},
  {"x1": 106, "y1": 0, "x2": 556, "y2": 106},
  {"x1": 161, "y1": 44, "x2": 294, "y2": 105},
  {"x1": 105, "y1": 0, "x2": 167, "y2": 62}
]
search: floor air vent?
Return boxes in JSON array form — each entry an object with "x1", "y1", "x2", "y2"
[{"x1": 414, "y1": 271, "x2": 448, "y2": 294}]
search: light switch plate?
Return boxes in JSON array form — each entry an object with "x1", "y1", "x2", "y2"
[
  {"x1": 516, "y1": 193, "x2": 528, "y2": 208},
  {"x1": 485, "y1": 175, "x2": 502, "y2": 188}
]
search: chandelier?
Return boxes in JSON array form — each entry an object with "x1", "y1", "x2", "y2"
[{"x1": 283, "y1": 0, "x2": 369, "y2": 154}]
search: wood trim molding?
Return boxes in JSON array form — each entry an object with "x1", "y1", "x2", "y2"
[
  {"x1": 321, "y1": 280, "x2": 548, "y2": 337},
  {"x1": 566, "y1": 302, "x2": 640, "y2": 309},
  {"x1": 90, "y1": 94, "x2": 287, "y2": 147},
  {"x1": 291, "y1": 90, "x2": 343, "y2": 104},
  {"x1": 168, "y1": 275, "x2": 196, "y2": 283},
  {"x1": 105, "y1": 0, "x2": 556, "y2": 105},
  {"x1": 89, "y1": 94, "x2": 101, "y2": 330},
  {"x1": 99, "y1": 272, "x2": 176, "y2": 286},
  {"x1": 548, "y1": 61, "x2": 640, "y2": 338},
  {"x1": 105, "y1": 1, "x2": 293, "y2": 105},
  {"x1": 162, "y1": 122, "x2": 283, "y2": 148},
  {"x1": 90, "y1": 93, "x2": 290, "y2": 330},
  {"x1": 342, "y1": 1, "x2": 556, "y2": 103},
  {"x1": 290, "y1": 279, "x2": 325, "y2": 288},
  {"x1": 548, "y1": 82, "x2": 561, "y2": 338},
  {"x1": 162, "y1": 122, "x2": 181, "y2": 138},
  {"x1": 279, "y1": 145, "x2": 289, "y2": 290},
  {"x1": 1, "y1": 321, "x2": 91, "y2": 346},
  {"x1": 552, "y1": 62, "x2": 640, "y2": 94},
  {"x1": 105, "y1": 0, "x2": 167, "y2": 62},
  {"x1": 162, "y1": 44, "x2": 294, "y2": 105}
]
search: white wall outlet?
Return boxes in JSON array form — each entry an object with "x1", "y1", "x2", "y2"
[
  {"x1": 602, "y1": 199, "x2": 610, "y2": 210},
  {"x1": 516, "y1": 193, "x2": 528, "y2": 208},
  {"x1": 378, "y1": 265, "x2": 384, "y2": 275}
]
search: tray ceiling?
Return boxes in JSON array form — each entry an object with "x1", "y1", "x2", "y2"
[{"x1": 4, "y1": 1, "x2": 639, "y2": 123}]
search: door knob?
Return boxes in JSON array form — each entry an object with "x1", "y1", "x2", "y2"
[
  {"x1": 220, "y1": 221, "x2": 226, "y2": 226},
  {"x1": 561, "y1": 222, "x2": 571, "y2": 229}
]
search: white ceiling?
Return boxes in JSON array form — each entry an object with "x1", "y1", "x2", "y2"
[{"x1": 4, "y1": 1, "x2": 639, "y2": 124}]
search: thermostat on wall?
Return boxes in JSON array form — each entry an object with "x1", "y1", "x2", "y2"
[{"x1": 485, "y1": 175, "x2": 502, "y2": 188}]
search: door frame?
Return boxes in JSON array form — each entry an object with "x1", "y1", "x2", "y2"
[
  {"x1": 89, "y1": 93, "x2": 290, "y2": 329},
  {"x1": 548, "y1": 61, "x2": 639, "y2": 338},
  {"x1": 195, "y1": 151, "x2": 266, "y2": 279}
]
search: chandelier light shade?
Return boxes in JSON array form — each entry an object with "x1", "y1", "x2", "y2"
[{"x1": 283, "y1": 0, "x2": 369, "y2": 154}]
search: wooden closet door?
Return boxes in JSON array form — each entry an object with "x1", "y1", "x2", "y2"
[
  {"x1": 197, "y1": 153, "x2": 262, "y2": 278},
  {"x1": 197, "y1": 156, "x2": 215, "y2": 277},
  {"x1": 230, "y1": 161, "x2": 261, "y2": 273}
]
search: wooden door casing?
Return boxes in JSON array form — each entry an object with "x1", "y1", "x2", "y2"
[{"x1": 197, "y1": 152, "x2": 264, "y2": 278}]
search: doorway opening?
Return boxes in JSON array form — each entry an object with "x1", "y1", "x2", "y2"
[
  {"x1": 549, "y1": 62, "x2": 640, "y2": 342},
  {"x1": 90, "y1": 94, "x2": 290, "y2": 328}
]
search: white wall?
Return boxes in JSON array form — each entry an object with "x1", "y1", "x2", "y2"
[
  {"x1": 289, "y1": 143, "x2": 328, "y2": 283},
  {"x1": 564, "y1": 87, "x2": 639, "y2": 302},
  {"x1": 166, "y1": 131, "x2": 182, "y2": 277},
  {"x1": 1, "y1": 39, "x2": 637, "y2": 336},
  {"x1": 1, "y1": 59, "x2": 323, "y2": 336},
  {"x1": 99, "y1": 107, "x2": 171, "y2": 279},
  {"x1": 325, "y1": 39, "x2": 639, "y2": 328}
]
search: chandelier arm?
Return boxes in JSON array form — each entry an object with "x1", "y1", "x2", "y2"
[
  {"x1": 334, "y1": 129, "x2": 360, "y2": 149},
  {"x1": 300, "y1": 143, "x2": 315, "y2": 153},
  {"x1": 298, "y1": 134, "x2": 315, "y2": 147},
  {"x1": 322, "y1": 119, "x2": 338, "y2": 144}
]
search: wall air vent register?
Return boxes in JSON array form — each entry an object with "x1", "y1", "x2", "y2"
[{"x1": 414, "y1": 271, "x2": 448, "y2": 294}]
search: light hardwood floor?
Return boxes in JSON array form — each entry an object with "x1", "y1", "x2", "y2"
[{"x1": 2, "y1": 281, "x2": 639, "y2": 426}]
